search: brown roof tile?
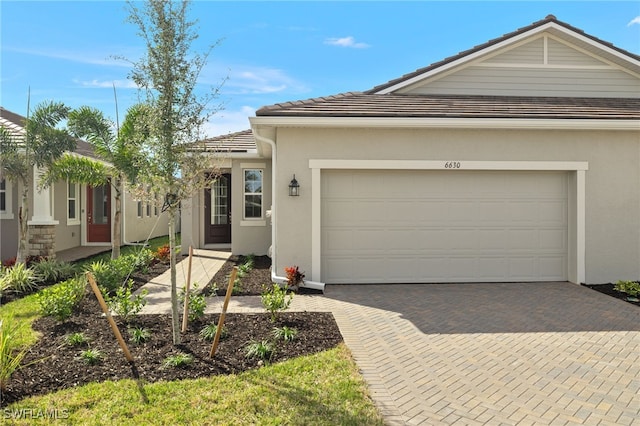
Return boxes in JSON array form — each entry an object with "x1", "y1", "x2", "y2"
[
  {"x1": 194, "y1": 129, "x2": 256, "y2": 152},
  {"x1": 256, "y1": 93, "x2": 640, "y2": 120}
]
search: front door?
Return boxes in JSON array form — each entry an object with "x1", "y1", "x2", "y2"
[
  {"x1": 87, "y1": 184, "x2": 111, "y2": 243},
  {"x1": 205, "y1": 174, "x2": 231, "y2": 244}
]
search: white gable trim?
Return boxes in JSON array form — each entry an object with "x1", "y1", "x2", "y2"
[
  {"x1": 251, "y1": 116, "x2": 640, "y2": 131},
  {"x1": 309, "y1": 159, "x2": 587, "y2": 284},
  {"x1": 375, "y1": 21, "x2": 640, "y2": 94}
]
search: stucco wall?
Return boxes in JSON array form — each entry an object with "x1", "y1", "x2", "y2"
[{"x1": 272, "y1": 127, "x2": 640, "y2": 284}]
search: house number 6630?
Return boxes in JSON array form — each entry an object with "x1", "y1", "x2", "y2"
[{"x1": 444, "y1": 161, "x2": 461, "y2": 169}]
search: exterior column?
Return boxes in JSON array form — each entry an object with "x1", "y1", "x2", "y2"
[{"x1": 28, "y1": 166, "x2": 58, "y2": 258}]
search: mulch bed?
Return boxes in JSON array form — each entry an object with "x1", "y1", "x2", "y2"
[
  {"x1": 1, "y1": 256, "x2": 341, "y2": 405},
  {"x1": 583, "y1": 283, "x2": 640, "y2": 307}
]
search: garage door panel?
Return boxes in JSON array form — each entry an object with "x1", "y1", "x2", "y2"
[{"x1": 322, "y1": 170, "x2": 568, "y2": 283}]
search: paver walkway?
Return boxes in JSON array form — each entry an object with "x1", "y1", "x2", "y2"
[{"x1": 138, "y1": 251, "x2": 640, "y2": 425}]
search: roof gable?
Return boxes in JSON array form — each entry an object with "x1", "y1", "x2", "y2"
[{"x1": 369, "y1": 15, "x2": 640, "y2": 97}]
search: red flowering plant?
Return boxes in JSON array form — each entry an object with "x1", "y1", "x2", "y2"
[{"x1": 284, "y1": 266, "x2": 305, "y2": 290}]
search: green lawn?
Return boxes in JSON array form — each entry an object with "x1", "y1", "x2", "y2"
[{"x1": 4, "y1": 344, "x2": 383, "y2": 425}]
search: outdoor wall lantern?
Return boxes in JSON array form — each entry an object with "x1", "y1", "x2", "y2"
[{"x1": 288, "y1": 175, "x2": 300, "y2": 196}]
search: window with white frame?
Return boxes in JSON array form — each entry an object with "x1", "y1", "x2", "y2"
[
  {"x1": 0, "y1": 178, "x2": 14, "y2": 219},
  {"x1": 67, "y1": 181, "x2": 80, "y2": 224},
  {"x1": 243, "y1": 169, "x2": 263, "y2": 219}
]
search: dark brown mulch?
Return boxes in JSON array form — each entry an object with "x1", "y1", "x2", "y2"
[
  {"x1": 583, "y1": 283, "x2": 640, "y2": 307},
  {"x1": 2, "y1": 255, "x2": 341, "y2": 405},
  {"x1": 2, "y1": 285, "x2": 342, "y2": 404},
  {"x1": 202, "y1": 255, "x2": 321, "y2": 296}
]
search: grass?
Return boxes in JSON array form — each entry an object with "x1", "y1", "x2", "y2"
[{"x1": 5, "y1": 344, "x2": 383, "y2": 425}]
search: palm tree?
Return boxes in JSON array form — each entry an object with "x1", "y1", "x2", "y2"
[
  {"x1": 44, "y1": 105, "x2": 149, "y2": 259},
  {"x1": 0, "y1": 101, "x2": 75, "y2": 264}
]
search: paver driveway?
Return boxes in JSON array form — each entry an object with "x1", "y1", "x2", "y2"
[{"x1": 315, "y1": 282, "x2": 640, "y2": 425}]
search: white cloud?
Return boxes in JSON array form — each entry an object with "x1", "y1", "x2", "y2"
[
  {"x1": 628, "y1": 16, "x2": 640, "y2": 26},
  {"x1": 202, "y1": 106, "x2": 255, "y2": 137},
  {"x1": 73, "y1": 79, "x2": 138, "y2": 89},
  {"x1": 324, "y1": 36, "x2": 370, "y2": 49},
  {"x1": 202, "y1": 63, "x2": 309, "y2": 95}
]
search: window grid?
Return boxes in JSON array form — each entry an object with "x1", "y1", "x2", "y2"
[{"x1": 243, "y1": 169, "x2": 263, "y2": 219}]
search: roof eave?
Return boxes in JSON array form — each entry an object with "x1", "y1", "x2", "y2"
[{"x1": 250, "y1": 116, "x2": 640, "y2": 131}]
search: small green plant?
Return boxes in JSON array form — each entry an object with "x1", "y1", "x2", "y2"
[
  {"x1": 85, "y1": 260, "x2": 127, "y2": 294},
  {"x1": 261, "y1": 283, "x2": 293, "y2": 322},
  {"x1": 131, "y1": 248, "x2": 155, "y2": 274},
  {"x1": 0, "y1": 262, "x2": 40, "y2": 295},
  {"x1": 36, "y1": 276, "x2": 87, "y2": 321},
  {"x1": 245, "y1": 339, "x2": 275, "y2": 361},
  {"x1": 163, "y1": 353, "x2": 193, "y2": 368},
  {"x1": 0, "y1": 317, "x2": 28, "y2": 391},
  {"x1": 105, "y1": 279, "x2": 148, "y2": 322},
  {"x1": 66, "y1": 332, "x2": 89, "y2": 346},
  {"x1": 273, "y1": 326, "x2": 298, "y2": 342},
  {"x1": 179, "y1": 283, "x2": 206, "y2": 322},
  {"x1": 614, "y1": 280, "x2": 640, "y2": 297},
  {"x1": 31, "y1": 258, "x2": 77, "y2": 285},
  {"x1": 79, "y1": 348, "x2": 103, "y2": 365},
  {"x1": 128, "y1": 327, "x2": 151, "y2": 344},
  {"x1": 199, "y1": 323, "x2": 227, "y2": 341}
]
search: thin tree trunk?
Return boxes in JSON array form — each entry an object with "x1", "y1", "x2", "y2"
[
  {"x1": 112, "y1": 180, "x2": 122, "y2": 259},
  {"x1": 169, "y1": 207, "x2": 180, "y2": 345},
  {"x1": 16, "y1": 185, "x2": 29, "y2": 264}
]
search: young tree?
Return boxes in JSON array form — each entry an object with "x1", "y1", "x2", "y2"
[
  {"x1": 125, "y1": 0, "x2": 224, "y2": 344},
  {"x1": 0, "y1": 101, "x2": 76, "y2": 264},
  {"x1": 43, "y1": 104, "x2": 149, "y2": 259}
]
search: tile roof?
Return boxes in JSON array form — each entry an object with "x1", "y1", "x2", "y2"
[
  {"x1": 194, "y1": 129, "x2": 256, "y2": 152},
  {"x1": 256, "y1": 93, "x2": 640, "y2": 120},
  {"x1": 0, "y1": 107, "x2": 97, "y2": 159}
]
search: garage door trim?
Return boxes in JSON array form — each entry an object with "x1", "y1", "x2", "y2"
[{"x1": 309, "y1": 160, "x2": 588, "y2": 284}]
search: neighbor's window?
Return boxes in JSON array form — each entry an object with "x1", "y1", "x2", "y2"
[
  {"x1": 67, "y1": 181, "x2": 80, "y2": 224},
  {"x1": 243, "y1": 169, "x2": 263, "y2": 219},
  {"x1": 0, "y1": 178, "x2": 13, "y2": 219},
  {"x1": 137, "y1": 201, "x2": 143, "y2": 218}
]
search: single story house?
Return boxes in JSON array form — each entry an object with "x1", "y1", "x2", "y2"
[
  {"x1": 182, "y1": 15, "x2": 640, "y2": 289},
  {"x1": 0, "y1": 107, "x2": 172, "y2": 263}
]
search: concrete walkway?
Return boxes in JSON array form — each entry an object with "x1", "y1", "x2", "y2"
[{"x1": 137, "y1": 251, "x2": 640, "y2": 425}]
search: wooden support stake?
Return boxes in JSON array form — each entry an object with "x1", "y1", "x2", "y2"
[
  {"x1": 86, "y1": 272, "x2": 134, "y2": 363},
  {"x1": 209, "y1": 266, "x2": 237, "y2": 358},
  {"x1": 181, "y1": 246, "x2": 194, "y2": 333}
]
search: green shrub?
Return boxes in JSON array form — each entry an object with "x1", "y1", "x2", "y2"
[
  {"x1": 31, "y1": 258, "x2": 77, "y2": 285},
  {"x1": 66, "y1": 332, "x2": 89, "y2": 346},
  {"x1": 79, "y1": 348, "x2": 102, "y2": 365},
  {"x1": 179, "y1": 283, "x2": 206, "y2": 322},
  {"x1": 105, "y1": 279, "x2": 148, "y2": 323},
  {"x1": 36, "y1": 276, "x2": 87, "y2": 321},
  {"x1": 273, "y1": 326, "x2": 298, "y2": 342},
  {"x1": 199, "y1": 322, "x2": 227, "y2": 341},
  {"x1": 163, "y1": 353, "x2": 193, "y2": 368},
  {"x1": 261, "y1": 283, "x2": 293, "y2": 322},
  {"x1": 130, "y1": 248, "x2": 155, "y2": 273},
  {"x1": 245, "y1": 340, "x2": 275, "y2": 361},
  {"x1": 0, "y1": 316, "x2": 28, "y2": 391},
  {"x1": 128, "y1": 327, "x2": 151, "y2": 344},
  {"x1": 85, "y1": 260, "x2": 128, "y2": 294},
  {"x1": 0, "y1": 262, "x2": 40, "y2": 295},
  {"x1": 614, "y1": 280, "x2": 640, "y2": 297}
]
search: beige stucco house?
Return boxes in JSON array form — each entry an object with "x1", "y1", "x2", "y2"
[
  {"x1": 182, "y1": 15, "x2": 640, "y2": 290},
  {"x1": 0, "y1": 107, "x2": 172, "y2": 263}
]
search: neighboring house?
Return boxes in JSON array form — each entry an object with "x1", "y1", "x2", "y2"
[
  {"x1": 185, "y1": 15, "x2": 640, "y2": 290},
  {"x1": 0, "y1": 107, "x2": 172, "y2": 263}
]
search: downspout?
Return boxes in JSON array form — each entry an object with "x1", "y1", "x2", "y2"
[{"x1": 253, "y1": 131, "x2": 325, "y2": 292}]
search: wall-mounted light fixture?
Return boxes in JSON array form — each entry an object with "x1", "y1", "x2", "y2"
[{"x1": 288, "y1": 174, "x2": 300, "y2": 196}]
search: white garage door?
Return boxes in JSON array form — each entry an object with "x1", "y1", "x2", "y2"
[{"x1": 321, "y1": 170, "x2": 568, "y2": 283}]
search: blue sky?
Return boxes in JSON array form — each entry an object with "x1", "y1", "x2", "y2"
[{"x1": 2, "y1": 1, "x2": 639, "y2": 136}]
